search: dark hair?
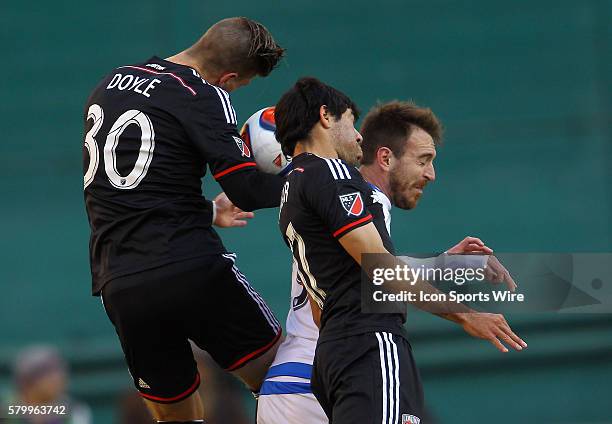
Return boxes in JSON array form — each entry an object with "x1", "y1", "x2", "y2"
[
  {"x1": 360, "y1": 101, "x2": 443, "y2": 165},
  {"x1": 198, "y1": 17, "x2": 285, "y2": 77},
  {"x1": 242, "y1": 18, "x2": 285, "y2": 76},
  {"x1": 275, "y1": 77, "x2": 360, "y2": 156}
]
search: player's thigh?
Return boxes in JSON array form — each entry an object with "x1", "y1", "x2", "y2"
[
  {"x1": 229, "y1": 335, "x2": 282, "y2": 390},
  {"x1": 314, "y1": 332, "x2": 424, "y2": 424},
  {"x1": 311, "y1": 336, "x2": 377, "y2": 422},
  {"x1": 322, "y1": 336, "x2": 380, "y2": 424},
  {"x1": 311, "y1": 347, "x2": 333, "y2": 420},
  {"x1": 257, "y1": 392, "x2": 328, "y2": 424},
  {"x1": 189, "y1": 254, "x2": 282, "y2": 389},
  {"x1": 101, "y1": 266, "x2": 202, "y2": 408}
]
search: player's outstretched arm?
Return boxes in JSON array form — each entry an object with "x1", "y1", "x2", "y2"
[
  {"x1": 212, "y1": 192, "x2": 255, "y2": 228},
  {"x1": 446, "y1": 236, "x2": 518, "y2": 292},
  {"x1": 338, "y1": 224, "x2": 527, "y2": 352},
  {"x1": 217, "y1": 169, "x2": 285, "y2": 212},
  {"x1": 338, "y1": 223, "x2": 472, "y2": 315}
]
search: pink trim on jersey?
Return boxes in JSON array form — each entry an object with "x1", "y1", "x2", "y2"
[{"x1": 118, "y1": 65, "x2": 197, "y2": 96}]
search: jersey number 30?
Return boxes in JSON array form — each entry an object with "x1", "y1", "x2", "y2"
[{"x1": 83, "y1": 104, "x2": 155, "y2": 190}]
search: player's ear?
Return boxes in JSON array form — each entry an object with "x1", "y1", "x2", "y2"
[
  {"x1": 218, "y1": 72, "x2": 239, "y2": 88},
  {"x1": 377, "y1": 147, "x2": 392, "y2": 171},
  {"x1": 319, "y1": 105, "x2": 332, "y2": 129}
]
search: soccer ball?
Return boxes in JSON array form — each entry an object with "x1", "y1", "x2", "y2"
[{"x1": 240, "y1": 106, "x2": 290, "y2": 174}]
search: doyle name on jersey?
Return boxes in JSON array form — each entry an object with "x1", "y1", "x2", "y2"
[
  {"x1": 278, "y1": 153, "x2": 407, "y2": 343},
  {"x1": 83, "y1": 57, "x2": 253, "y2": 295}
]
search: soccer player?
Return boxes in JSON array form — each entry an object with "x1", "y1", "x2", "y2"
[
  {"x1": 83, "y1": 18, "x2": 285, "y2": 423},
  {"x1": 258, "y1": 99, "x2": 518, "y2": 423},
  {"x1": 272, "y1": 78, "x2": 526, "y2": 423}
]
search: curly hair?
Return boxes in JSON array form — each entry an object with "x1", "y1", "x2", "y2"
[{"x1": 360, "y1": 101, "x2": 443, "y2": 165}]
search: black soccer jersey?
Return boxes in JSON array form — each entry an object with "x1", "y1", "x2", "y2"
[
  {"x1": 83, "y1": 57, "x2": 270, "y2": 295},
  {"x1": 278, "y1": 153, "x2": 407, "y2": 343}
]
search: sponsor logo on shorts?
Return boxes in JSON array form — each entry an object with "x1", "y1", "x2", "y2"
[
  {"x1": 402, "y1": 414, "x2": 421, "y2": 424},
  {"x1": 339, "y1": 192, "x2": 364, "y2": 216},
  {"x1": 138, "y1": 378, "x2": 151, "y2": 389}
]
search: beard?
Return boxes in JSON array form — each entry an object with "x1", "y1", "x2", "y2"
[
  {"x1": 335, "y1": 142, "x2": 362, "y2": 166},
  {"x1": 331, "y1": 126, "x2": 362, "y2": 166},
  {"x1": 389, "y1": 167, "x2": 418, "y2": 210}
]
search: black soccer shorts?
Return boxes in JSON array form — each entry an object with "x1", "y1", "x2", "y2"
[
  {"x1": 311, "y1": 331, "x2": 425, "y2": 424},
  {"x1": 101, "y1": 254, "x2": 282, "y2": 403}
]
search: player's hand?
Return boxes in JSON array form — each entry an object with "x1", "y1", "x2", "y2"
[
  {"x1": 213, "y1": 192, "x2": 254, "y2": 228},
  {"x1": 447, "y1": 237, "x2": 517, "y2": 292},
  {"x1": 484, "y1": 255, "x2": 517, "y2": 292},
  {"x1": 447, "y1": 236, "x2": 493, "y2": 254},
  {"x1": 458, "y1": 312, "x2": 527, "y2": 353}
]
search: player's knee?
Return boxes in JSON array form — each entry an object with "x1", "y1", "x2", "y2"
[
  {"x1": 143, "y1": 391, "x2": 203, "y2": 421},
  {"x1": 155, "y1": 421, "x2": 204, "y2": 423}
]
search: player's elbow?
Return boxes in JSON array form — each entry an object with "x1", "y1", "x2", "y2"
[
  {"x1": 218, "y1": 169, "x2": 283, "y2": 211},
  {"x1": 227, "y1": 192, "x2": 257, "y2": 212}
]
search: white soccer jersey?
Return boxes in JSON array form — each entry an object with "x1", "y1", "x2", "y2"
[{"x1": 258, "y1": 183, "x2": 391, "y2": 424}]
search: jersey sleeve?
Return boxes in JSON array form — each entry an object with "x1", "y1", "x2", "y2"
[
  {"x1": 305, "y1": 163, "x2": 373, "y2": 238},
  {"x1": 180, "y1": 84, "x2": 257, "y2": 180}
]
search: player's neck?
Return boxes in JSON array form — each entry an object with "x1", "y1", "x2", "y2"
[
  {"x1": 359, "y1": 165, "x2": 391, "y2": 200},
  {"x1": 165, "y1": 52, "x2": 217, "y2": 84},
  {"x1": 294, "y1": 139, "x2": 338, "y2": 159}
]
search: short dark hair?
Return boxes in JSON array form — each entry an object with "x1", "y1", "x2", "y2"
[
  {"x1": 241, "y1": 18, "x2": 285, "y2": 76},
  {"x1": 275, "y1": 77, "x2": 360, "y2": 156},
  {"x1": 199, "y1": 17, "x2": 285, "y2": 77},
  {"x1": 360, "y1": 101, "x2": 443, "y2": 165}
]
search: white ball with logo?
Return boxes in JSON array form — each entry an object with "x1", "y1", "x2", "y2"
[{"x1": 239, "y1": 106, "x2": 290, "y2": 174}]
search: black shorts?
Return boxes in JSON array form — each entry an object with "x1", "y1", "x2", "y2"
[
  {"x1": 101, "y1": 254, "x2": 281, "y2": 404},
  {"x1": 311, "y1": 332, "x2": 425, "y2": 424}
]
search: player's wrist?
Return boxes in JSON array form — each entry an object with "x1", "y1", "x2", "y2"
[
  {"x1": 212, "y1": 200, "x2": 217, "y2": 225},
  {"x1": 446, "y1": 312, "x2": 470, "y2": 325},
  {"x1": 441, "y1": 251, "x2": 489, "y2": 270}
]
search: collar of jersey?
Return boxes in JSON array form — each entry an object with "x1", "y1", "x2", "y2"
[{"x1": 366, "y1": 181, "x2": 392, "y2": 210}]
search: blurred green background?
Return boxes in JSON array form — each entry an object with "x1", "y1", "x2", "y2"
[{"x1": 1, "y1": 0, "x2": 611, "y2": 422}]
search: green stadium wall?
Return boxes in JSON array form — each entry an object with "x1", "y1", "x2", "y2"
[{"x1": 1, "y1": 1, "x2": 611, "y2": 422}]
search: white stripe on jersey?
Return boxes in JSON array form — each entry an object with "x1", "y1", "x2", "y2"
[
  {"x1": 323, "y1": 158, "x2": 338, "y2": 179},
  {"x1": 333, "y1": 159, "x2": 351, "y2": 179},
  {"x1": 212, "y1": 86, "x2": 231, "y2": 123},
  {"x1": 222, "y1": 254, "x2": 281, "y2": 332},
  {"x1": 376, "y1": 332, "x2": 400, "y2": 424},
  {"x1": 389, "y1": 334, "x2": 400, "y2": 424},
  {"x1": 375, "y1": 333, "x2": 389, "y2": 424},
  {"x1": 331, "y1": 159, "x2": 346, "y2": 179},
  {"x1": 221, "y1": 89, "x2": 238, "y2": 124},
  {"x1": 323, "y1": 158, "x2": 352, "y2": 180}
]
